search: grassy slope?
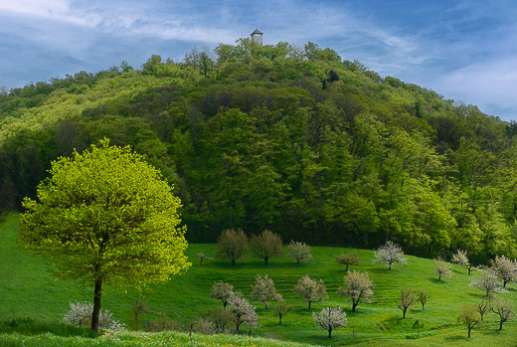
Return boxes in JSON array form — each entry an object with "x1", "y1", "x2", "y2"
[{"x1": 1, "y1": 213, "x2": 516, "y2": 347}]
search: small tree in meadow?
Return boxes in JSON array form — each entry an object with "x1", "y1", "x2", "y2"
[
  {"x1": 417, "y1": 291, "x2": 428, "y2": 311},
  {"x1": 313, "y1": 307, "x2": 347, "y2": 338},
  {"x1": 337, "y1": 271, "x2": 373, "y2": 313},
  {"x1": 197, "y1": 252, "x2": 210, "y2": 265},
  {"x1": 492, "y1": 299, "x2": 513, "y2": 331},
  {"x1": 399, "y1": 289, "x2": 416, "y2": 319},
  {"x1": 435, "y1": 259, "x2": 452, "y2": 281},
  {"x1": 250, "y1": 230, "x2": 283, "y2": 265},
  {"x1": 294, "y1": 275, "x2": 327, "y2": 310},
  {"x1": 452, "y1": 249, "x2": 472, "y2": 275},
  {"x1": 375, "y1": 241, "x2": 406, "y2": 270},
  {"x1": 210, "y1": 281, "x2": 234, "y2": 308},
  {"x1": 217, "y1": 229, "x2": 248, "y2": 265},
  {"x1": 287, "y1": 241, "x2": 312, "y2": 264},
  {"x1": 227, "y1": 293, "x2": 258, "y2": 333},
  {"x1": 251, "y1": 275, "x2": 281, "y2": 310},
  {"x1": 336, "y1": 254, "x2": 359, "y2": 271},
  {"x1": 274, "y1": 300, "x2": 290, "y2": 325},
  {"x1": 458, "y1": 305, "x2": 480, "y2": 338},
  {"x1": 491, "y1": 255, "x2": 517, "y2": 288},
  {"x1": 477, "y1": 299, "x2": 490, "y2": 321},
  {"x1": 474, "y1": 270, "x2": 499, "y2": 298}
]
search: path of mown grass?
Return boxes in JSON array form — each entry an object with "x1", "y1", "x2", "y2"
[{"x1": 1, "y1": 213, "x2": 516, "y2": 346}]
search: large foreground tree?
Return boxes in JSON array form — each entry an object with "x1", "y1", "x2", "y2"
[{"x1": 20, "y1": 140, "x2": 190, "y2": 332}]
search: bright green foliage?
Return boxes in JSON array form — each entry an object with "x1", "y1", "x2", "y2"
[
  {"x1": 1, "y1": 40, "x2": 517, "y2": 261},
  {"x1": 19, "y1": 141, "x2": 190, "y2": 329}
]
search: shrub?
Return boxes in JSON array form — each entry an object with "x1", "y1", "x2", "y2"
[
  {"x1": 145, "y1": 313, "x2": 182, "y2": 332},
  {"x1": 191, "y1": 319, "x2": 216, "y2": 335},
  {"x1": 250, "y1": 230, "x2": 283, "y2": 265},
  {"x1": 210, "y1": 281, "x2": 234, "y2": 308},
  {"x1": 287, "y1": 241, "x2": 312, "y2": 264},
  {"x1": 336, "y1": 254, "x2": 359, "y2": 271},
  {"x1": 294, "y1": 275, "x2": 327, "y2": 310},
  {"x1": 337, "y1": 271, "x2": 373, "y2": 313},
  {"x1": 207, "y1": 308, "x2": 234, "y2": 333},
  {"x1": 63, "y1": 302, "x2": 124, "y2": 331},
  {"x1": 217, "y1": 229, "x2": 248, "y2": 265},
  {"x1": 375, "y1": 241, "x2": 406, "y2": 270},
  {"x1": 313, "y1": 307, "x2": 346, "y2": 338},
  {"x1": 250, "y1": 275, "x2": 281, "y2": 310}
]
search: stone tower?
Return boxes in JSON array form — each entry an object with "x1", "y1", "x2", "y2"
[{"x1": 250, "y1": 29, "x2": 263, "y2": 45}]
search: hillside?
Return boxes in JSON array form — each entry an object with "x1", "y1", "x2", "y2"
[
  {"x1": 1, "y1": 214, "x2": 517, "y2": 346},
  {"x1": 1, "y1": 40, "x2": 516, "y2": 263}
]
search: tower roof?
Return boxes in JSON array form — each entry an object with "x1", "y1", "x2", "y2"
[{"x1": 251, "y1": 29, "x2": 263, "y2": 35}]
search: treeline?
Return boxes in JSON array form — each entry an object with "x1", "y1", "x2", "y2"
[{"x1": 1, "y1": 39, "x2": 516, "y2": 262}]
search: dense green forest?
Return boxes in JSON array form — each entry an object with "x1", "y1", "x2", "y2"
[{"x1": 1, "y1": 39, "x2": 516, "y2": 263}]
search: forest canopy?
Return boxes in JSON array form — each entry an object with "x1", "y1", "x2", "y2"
[{"x1": 1, "y1": 39, "x2": 516, "y2": 263}]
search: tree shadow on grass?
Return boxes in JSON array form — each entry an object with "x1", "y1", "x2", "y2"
[
  {"x1": 428, "y1": 278, "x2": 447, "y2": 284},
  {"x1": 0, "y1": 318, "x2": 96, "y2": 338},
  {"x1": 444, "y1": 335, "x2": 470, "y2": 342}
]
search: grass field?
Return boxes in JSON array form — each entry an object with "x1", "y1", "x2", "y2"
[{"x1": 1, "y1": 213, "x2": 517, "y2": 346}]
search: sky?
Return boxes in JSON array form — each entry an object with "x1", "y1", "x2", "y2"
[{"x1": 1, "y1": 1, "x2": 517, "y2": 120}]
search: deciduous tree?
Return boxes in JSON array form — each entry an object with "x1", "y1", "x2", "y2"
[
  {"x1": 313, "y1": 307, "x2": 347, "y2": 338},
  {"x1": 20, "y1": 141, "x2": 190, "y2": 332},
  {"x1": 337, "y1": 271, "x2": 373, "y2": 313},
  {"x1": 452, "y1": 249, "x2": 472, "y2": 275},
  {"x1": 210, "y1": 281, "x2": 234, "y2": 308},
  {"x1": 399, "y1": 289, "x2": 415, "y2": 319},
  {"x1": 217, "y1": 229, "x2": 248, "y2": 265},
  {"x1": 250, "y1": 275, "x2": 281, "y2": 309},
  {"x1": 491, "y1": 255, "x2": 517, "y2": 288},
  {"x1": 458, "y1": 305, "x2": 480, "y2": 338},
  {"x1": 287, "y1": 241, "x2": 312, "y2": 265},
  {"x1": 294, "y1": 275, "x2": 327, "y2": 310},
  {"x1": 336, "y1": 254, "x2": 359, "y2": 272},
  {"x1": 375, "y1": 241, "x2": 406, "y2": 270},
  {"x1": 227, "y1": 293, "x2": 258, "y2": 333},
  {"x1": 492, "y1": 299, "x2": 513, "y2": 331},
  {"x1": 250, "y1": 230, "x2": 283, "y2": 265}
]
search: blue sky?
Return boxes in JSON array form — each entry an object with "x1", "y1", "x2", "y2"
[{"x1": 1, "y1": 1, "x2": 517, "y2": 120}]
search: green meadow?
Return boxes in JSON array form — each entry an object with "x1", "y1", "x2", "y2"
[{"x1": 1, "y1": 213, "x2": 516, "y2": 346}]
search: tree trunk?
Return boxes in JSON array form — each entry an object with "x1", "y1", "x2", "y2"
[
  {"x1": 235, "y1": 316, "x2": 241, "y2": 333},
  {"x1": 264, "y1": 256, "x2": 269, "y2": 265},
  {"x1": 467, "y1": 326, "x2": 471, "y2": 338},
  {"x1": 352, "y1": 301, "x2": 358, "y2": 313},
  {"x1": 503, "y1": 280, "x2": 508, "y2": 288},
  {"x1": 345, "y1": 264, "x2": 349, "y2": 271},
  {"x1": 467, "y1": 266, "x2": 471, "y2": 276},
  {"x1": 308, "y1": 301, "x2": 312, "y2": 311},
  {"x1": 403, "y1": 307, "x2": 407, "y2": 319},
  {"x1": 231, "y1": 258, "x2": 236, "y2": 266},
  {"x1": 499, "y1": 320, "x2": 504, "y2": 331},
  {"x1": 388, "y1": 262, "x2": 392, "y2": 271},
  {"x1": 328, "y1": 327, "x2": 332, "y2": 338},
  {"x1": 91, "y1": 277, "x2": 103, "y2": 332},
  {"x1": 278, "y1": 314, "x2": 282, "y2": 325}
]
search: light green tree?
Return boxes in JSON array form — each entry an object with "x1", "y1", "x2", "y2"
[{"x1": 20, "y1": 140, "x2": 190, "y2": 332}]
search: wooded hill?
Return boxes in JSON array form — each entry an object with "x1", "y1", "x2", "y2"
[{"x1": 1, "y1": 39, "x2": 516, "y2": 262}]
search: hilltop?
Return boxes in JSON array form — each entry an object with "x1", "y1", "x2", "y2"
[{"x1": 1, "y1": 39, "x2": 516, "y2": 263}]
